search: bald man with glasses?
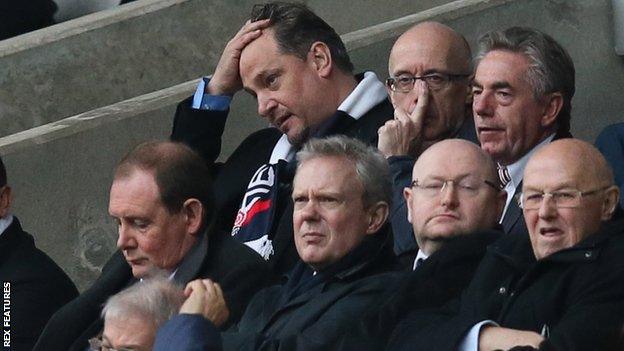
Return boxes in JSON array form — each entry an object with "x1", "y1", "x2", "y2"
[{"x1": 389, "y1": 139, "x2": 624, "y2": 351}]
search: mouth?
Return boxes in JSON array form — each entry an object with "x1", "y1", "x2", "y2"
[
  {"x1": 477, "y1": 126, "x2": 504, "y2": 136},
  {"x1": 301, "y1": 232, "x2": 325, "y2": 244},
  {"x1": 126, "y1": 257, "x2": 148, "y2": 266},
  {"x1": 539, "y1": 227, "x2": 564, "y2": 238},
  {"x1": 273, "y1": 113, "x2": 293, "y2": 131},
  {"x1": 430, "y1": 213, "x2": 460, "y2": 221}
]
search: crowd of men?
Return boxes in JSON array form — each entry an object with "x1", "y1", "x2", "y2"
[{"x1": 2, "y1": 2, "x2": 624, "y2": 350}]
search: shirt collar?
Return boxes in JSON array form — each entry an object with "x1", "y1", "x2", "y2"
[
  {"x1": 412, "y1": 249, "x2": 429, "y2": 271},
  {"x1": 269, "y1": 72, "x2": 387, "y2": 164},
  {"x1": 506, "y1": 134, "x2": 556, "y2": 190},
  {"x1": 0, "y1": 214, "x2": 14, "y2": 237}
]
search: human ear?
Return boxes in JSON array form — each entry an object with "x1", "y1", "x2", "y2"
[
  {"x1": 308, "y1": 41, "x2": 332, "y2": 78},
  {"x1": 540, "y1": 92, "x2": 563, "y2": 129},
  {"x1": 182, "y1": 199, "x2": 205, "y2": 235},
  {"x1": 403, "y1": 187, "x2": 413, "y2": 224},
  {"x1": 600, "y1": 186, "x2": 620, "y2": 220},
  {"x1": 365, "y1": 201, "x2": 389, "y2": 235},
  {"x1": 0, "y1": 186, "x2": 12, "y2": 218}
]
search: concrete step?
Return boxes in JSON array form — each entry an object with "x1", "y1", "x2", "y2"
[
  {"x1": 3, "y1": 0, "x2": 623, "y2": 290},
  {"x1": 0, "y1": 0, "x2": 455, "y2": 139}
]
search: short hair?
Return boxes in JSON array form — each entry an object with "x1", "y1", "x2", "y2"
[
  {"x1": 101, "y1": 277, "x2": 184, "y2": 328},
  {"x1": 250, "y1": 2, "x2": 354, "y2": 73},
  {"x1": 296, "y1": 136, "x2": 391, "y2": 208},
  {"x1": 114, "y1": 141, "x2": 214, "y2": 220},
  {"x1": 0, "y1": 156, "x2": 6, "y2": 187},
  {"x1": 475, "y1": 27, "x2": 575, "y2": 134}
]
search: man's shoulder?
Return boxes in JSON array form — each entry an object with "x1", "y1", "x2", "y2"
[{"x1": 201, "y1": 231, "x2": 270, "y2": 278}]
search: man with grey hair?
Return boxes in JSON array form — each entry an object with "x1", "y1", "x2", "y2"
[
  {"x1": 89, "y1": 277, "x2": 184, "y2": 351},
  {"x1": 152, "y1": 136, "x2": 400, "y2": 350},
  {"x1": 471, "y1": 26, "x2": 575, "y2": 236}
]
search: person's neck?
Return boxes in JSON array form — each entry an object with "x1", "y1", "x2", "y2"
[{"x1": 334, "y1": 72, "x2": 358, "y2": 107}]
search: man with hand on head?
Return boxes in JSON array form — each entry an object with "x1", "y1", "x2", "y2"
[
  {"x1": 389, "y1": 139, "x2": 624, "y2": 351},
  {"x1": 35, "y1": 142, "x2": 271, "y2": 351},
  {"x1": 376, "y1": 21, "x2": 476, "y2": 255},
  {"x1": 154, "y1": 136, "x2": 400, "y2": 351},
  {"x1": 171, "y1": 2, "x2": 393, "y2": 274}
]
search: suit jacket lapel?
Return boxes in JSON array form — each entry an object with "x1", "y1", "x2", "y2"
[{"x1": 173, "y1": 228, "x2": 209, "y2": 285}]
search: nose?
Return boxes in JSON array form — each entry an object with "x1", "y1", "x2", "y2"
[
  {"x1": 116, "y1": 223, "x2": 137, "y2": 250},
  {"x1": 473, "y1": 91, "x2": 493, "y2": 118},
  {"x1": 440, "y1": 182, "x2": 460, "y2": 209},
  {"x1": 297, "y1": 198, "x2": 322, "y2": 223},
  {"x1": 257, "y1": 93, "x2": 278, "y2": 118},
  {"x1": 537, "y1": 194, "x2": 558, "y2": 220}
]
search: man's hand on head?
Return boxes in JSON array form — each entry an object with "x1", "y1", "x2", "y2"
[
  {"x1": 179, "y1": 279, "x2": 230, "y2": 327},
  {"x1": 207, "y1": 19, "x2": 271, "y2": 96},
  {"x1": 378, "y1": 81, "x2": 429, "y2": 158},
  {"x1": 478, "y1": 326, "x2": 544, "y2": 351}
]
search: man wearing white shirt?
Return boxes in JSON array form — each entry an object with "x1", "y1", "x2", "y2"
[
  {"x1": 169, "y1": 2, "x2": 393, "y2": 275},
  {"x1": 389, "y1": 139, "x2": 624, "y2": 351},
  {"x1": 471, "y1": 27, "x2": 575, "y2": 236}
]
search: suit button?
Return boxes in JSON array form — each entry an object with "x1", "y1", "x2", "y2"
[
  {"x1": 499, "y1": 287, "x2": 506, "y2": 295},
  {"x1": 585, "y1": 251, "x2": 592, "y2": 258}
]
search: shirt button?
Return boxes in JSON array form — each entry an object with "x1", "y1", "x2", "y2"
[
  {"x1": 585, "y1": 251, "x2": 592, "y2": 258},
  {"x1": 499, "y1": 287, "x2": 506, "y2": 295}
]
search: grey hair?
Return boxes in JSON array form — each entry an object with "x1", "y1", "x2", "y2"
[
  {"x1": 101, "y1": 277, "x2": 184, "y2": 328},
  {"x1": 474, "y1": 27, "x2": 575, "y2": 134},
  {"x1": 296, "y1": 136, "x2": 392, "y2": 208}
]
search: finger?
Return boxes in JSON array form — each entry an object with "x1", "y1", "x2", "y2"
[
  {"x1": 394, "y1": 106, "x2": 411, "y2": 124},
  {"x1": 202, "y1": 279, "x2": 218, "y2": 298},
  {"x1": 235, "y1": 18, "x2": 271, "y2": 38},
  {"x1": 213, "y1": 283, "x2": 226, "y2": 301},
  {"x1": 409, "y1": 81, "x2": 429, "y2": 126},
  {"x1": 184, "y1": 279, "x2": 204, "y2": 297}
]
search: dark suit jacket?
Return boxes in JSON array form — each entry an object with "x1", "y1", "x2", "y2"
[
  {"x1": 388, "y1": 218, "x2": 624, "y2": 351},
  {"x1": 154, "y1": 227, "x2": 401, "y2": 351},
  {"x1": 34, "y1": 229, "x2": 273, "y2": 351},
  {"x1": 171, "y1": 77, "x2": 393, "y2": 275},
  {"x1": 0, "y1": 217, "x2": 78, "y2": 351},
  {"x1": 335, "y1": 229, "x2": 501, "y2": 349}
]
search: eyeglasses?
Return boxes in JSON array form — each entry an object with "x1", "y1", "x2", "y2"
[
  {"x1": 89, "y1": 337, "x2": 140, "y2": 351},
  {"x1": 517, "y1": 186, "x2": 612, "y2": 210},
  {"x1": 386, "y1": 73, "x2": 470, "y2": 93},
  {"x1": 410, "y1": 178, "x2": 501, "y2": 198}
]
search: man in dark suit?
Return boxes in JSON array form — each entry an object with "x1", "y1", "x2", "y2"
[
  {"x1": 170, "y1": 2, "x2": 393, "y2": 275},
  {"x1": 334, "y1": 139, "x2": 505, "y2": 349},
  {"x1": 153, "y1": 136, "x2": 400, "y2": 350},
  {"x1": 471, "y1": 27, "x2": 575, "y2": 236},
  {"x1": 389, "y1": 139, "x2": 624, "y2": 351},
  {"x1": 0, "y1": 156, "x2": 78, "y2": 351},
  {"x1": 375, "y1": 22, "x2": 478, "y2": 255},
  {"x1": 34, "y1": 141, "x2": 272, "y2": 351}
]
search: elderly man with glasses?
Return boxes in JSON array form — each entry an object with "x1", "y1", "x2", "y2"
[
  {"x1": 388, "y1": 139, "x2": 624, "y2": 351},
  {"x1": 375, "y1": 21, "x2": 477, "y2": 256}
]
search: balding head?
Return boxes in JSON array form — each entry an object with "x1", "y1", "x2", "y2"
[
  {"x1": 387, "y1": 22, "x2": 473, "y2": 147},
  {"x1": 523, "y1": 139, "x2": 620, "y2": 260},
  {"x1": 389, "y1": 21, "x2": 471, "y2": 75},
  {"x1": 404, "y1": 139, "x2": 505, "y2": 255}
]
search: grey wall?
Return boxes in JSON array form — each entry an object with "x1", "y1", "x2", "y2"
[
  {"x1": 0, "y1": 0, "x2": 454, "y2": 138},
  {"x1": 3, "y1": 0, "x2": 624, "y2": 291}
]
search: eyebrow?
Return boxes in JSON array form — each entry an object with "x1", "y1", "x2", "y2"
[{"x1": 392, "y1": 68, "x2": 447, "y2": 77}]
